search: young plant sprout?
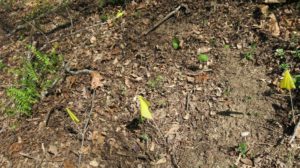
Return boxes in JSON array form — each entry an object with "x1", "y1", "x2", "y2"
[
  {"x1": 172, "y1": 37, "x2": 180, "y2": 50},
  {"x1": 198, "y1": 54, "x2": 209, "y2": 62},
  {"x1": 279, "y1": 70, "x2": 296, "y2": 122}
]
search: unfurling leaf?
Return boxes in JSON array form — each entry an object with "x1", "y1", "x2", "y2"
[
  {"x1": 90, "y1": 71, "x2": 103, "y2": 89},
  {"x1": 280, "y1": 70, "x2": 295, "y2": 91},
  {"x1": 66, "y1": 108, "x2": 80, "y2": 123},
  {"x1": 172, "y1": 37, "x2": 180, "y2": 50},
  {"x1": 138, "y1": 96, "x2": 153, "y2": 120}
]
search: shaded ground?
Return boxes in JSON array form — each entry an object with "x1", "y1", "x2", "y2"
[{"x1": 0, "y1": 0, "x2": 300, "y2": 167}]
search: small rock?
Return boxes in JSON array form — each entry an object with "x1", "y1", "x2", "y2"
[
  {"x1": 90, "y1": 36, "x2": 97, "y2": 44},
  {"x1": 89, "y1": 160, "x2": 99, "y2": 167},
  {"x1": 187, "y1": 76, "x2": 195, "y2": 83},
  {"x1": 241, "y1": 131, "x2": 250, "y2": 137},
  {"x1": 48, "y1": 145, "x2": 58, "y2": 155},
  {"x1": 183, "y1": 113, "x2": 190, "y2": 120},
  {"x1": 197, "y1": 46, "x2": 212, "y2": 54},
  {"x1": 240, "y1": 158, "x2": 253, "y2": 166}
]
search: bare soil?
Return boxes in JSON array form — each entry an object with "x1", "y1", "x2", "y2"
[{"x1": 0, "y1": 0, "x2": 300, "y2": 167}]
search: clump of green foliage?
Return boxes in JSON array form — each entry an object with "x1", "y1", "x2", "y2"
[
  {"x1": 6, "y1": 45, "x2": 63, "y2": 116},
  {"x1": 243, "y1": 43, "x2": 256, "y2": 61},
  {"x1": 198, "y1": 54, "x2": 209, "y2": 62},
  {"x1": 147, "y1": 75, "x2": 164, "y2": 90},
  {"x1": 237, "y1": 142, "x2": 247, "y2": 158}
]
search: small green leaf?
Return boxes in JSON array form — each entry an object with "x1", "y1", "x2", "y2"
[
  {"x1": 172, "y1": 37, "x2": 180, "y2": 50},
  {"x1": 198, "y1": 54, "x2": 208, "y2": 62},
  {"x1": 66, "y1": 108, "x2": 80, "y2": 123}
]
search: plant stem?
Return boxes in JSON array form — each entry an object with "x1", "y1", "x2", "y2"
[{"x1": 290, "y1": 90, "x2": 295, "y2": 123}]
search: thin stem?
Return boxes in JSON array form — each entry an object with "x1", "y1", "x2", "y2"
[{"x1": 290, "y1": 90, "x2": 295, "y2": 123}]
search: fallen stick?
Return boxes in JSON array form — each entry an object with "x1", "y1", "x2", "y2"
[
  {"x1": 142, "y1": 4, "x2": 189, "y2": 36},
  {"x1": 289, "y1": 118, "x2": 300, "y2": 143},
  {"x1": 78, "y1": 89, "x2": 96, "y2": 166}
]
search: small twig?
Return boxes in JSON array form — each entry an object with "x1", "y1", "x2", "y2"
[
  {"x1": 289, "y1": 91, "x2": 295, "y2": 123},
  {"x1": 78, "y1": 89, "x2": 96, "y2": 166},
  {"x1": 142, "y1": 4, "x2": 189, "y2": 36},
  {"x1": 19, "y1": 152, "x2": 39, "y2": 160},
  {"x1": 289, "y1": 118, "x2": 300, "y2": 144},
  {"x1": 64, "y1": 63, "x2": 93, "y2": 75}
]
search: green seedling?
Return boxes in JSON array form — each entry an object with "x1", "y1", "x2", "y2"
[
  {"x1": 243, "y1": 43, "x2": 256, "y2": 61},
  {"x1": 100, "y1": 14, "x2": 108, "y2": 22},
  {"x1": 224, "y1": 44, "x2": 230, "y2": 49},
  {"x1": 292, "y1": 49, "x2": 300, "y2": 59},
  {"x1": 6, "y1": 45, "x2": 63, "y2": 115},
  {"x1": 140, "y1": 133, "x2": 149, "y2": 142},
  {"x1": 238, "y1": 142, "x2": 247, "y2": 158},
  {"x1": 279, "y1": 63, "x2": 290, "y2": 70},
  {"x1": 147, "y1": 75, "x2": 163, "y2": 89},
  {"x1": 293, "y1": 75, "x2": 300, "y2": 88},
  {"x1": 244, "y1": 52, "x2": 253, "y2": 60},
  {"x1": 172, "y1": 37, "x2": 180, "y2": 50},
  {"x1": 198, "y1": 54, "x2": 208, "y2": 62},
  {"x1": 275, "y1": 48, "x2": 285, "y2": 59}
]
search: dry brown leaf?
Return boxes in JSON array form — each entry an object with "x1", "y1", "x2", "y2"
[
  {"x1": 269, "y1": 13, "x2": 280, "y2": 37},
  {"x1": 165, "y1": 123, "x2": 180, "y2": 136},
  {"x1": 63, "y1": 160, "x2": 76, "y2": 168},
  {"x1": 90, "y1": 71, "x2": 103, "y2": 89},
  {"x1": 259, "y1": 5, "x2": 269, "y2": 17},
  {"x1": 92, "y1": 131, "x2": 105, "y2": 147}
]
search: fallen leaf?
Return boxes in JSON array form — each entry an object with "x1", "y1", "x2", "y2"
[
  {"x1": 80, "y1": 146, "x2": 91, "y2": 155},
  {"x1": 259, "y1": 5, "x2": 269, "y2": 17},
  {"x1": 165, "y1": 123, "x2": 180, "y2": 136},
  {"x1": 138, "y1": 96, "x2": 153, "y2": 120},
  {"x1": 63, "y1": 160, "x2": 76, "y2": 168},
  {"x1": 268, "y1": 13, "x2": 280, "y2": 37},
  {"x1": 92, "y1": 131, "x2": 105, "y2": 147},
  {"x1": 91, "y1": 71, "x2": 103, "y2": 89},
  {"x1": 66, "y1": 108, "x2": 80, "y2": 123},
  {"x1": 197, "y1": 46, "x2": 212, "y2": 54}
]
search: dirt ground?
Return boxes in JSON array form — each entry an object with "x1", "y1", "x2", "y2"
[{"x1": 0, "y1": 0, "x2": 300, "y2": 167}]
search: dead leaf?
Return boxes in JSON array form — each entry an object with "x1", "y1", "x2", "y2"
[
  {"x1": 195, "y1": 73, "x2": 209, "y2": 83},
  {"x1": 80, "y1": 145, "x2": 91, "y2": 155},
  {"x1": 9, "y1": 142, "x2": 23, "y2": 156},
  {"x1": 268, "y1": 13, "x2": 280, "y2": 37},
  {"x1": 165, "y1": 123, "x2": 180, "y2": 136},
  {"x1": 92, "y1": 131, "x2": 105, "y2": 147},
  {"x1": 63, "y1": 160, "x2": 76, "y2": 168},
  {"x1": 197, "y1": 46, "x2": 212, "y2": 54},
  {"x1": 90, "y1": 71, "x2": 103, "y2": 89},
  {"x1": 259, "y1": 5, "x2": 269, "y2": 17}
]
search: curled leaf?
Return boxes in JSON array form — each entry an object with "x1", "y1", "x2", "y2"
[
  {"x1": 280, "y1": 70, "x2": 295, "y2": 91},
  {"x1": 138, "y1": 96, "x2": 153, "y2": 120},
  {"x1": 91, "y1": 71, "x2": 103, "y2": 89},
  {"x1": 66, "y1": 108, "x2": 80, "y2": 123}
]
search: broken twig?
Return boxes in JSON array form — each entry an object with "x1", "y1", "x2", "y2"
[
  {"x1": 78, "y1": 89, "x2": 96, "y2": 166},
  {"x1": 142, "y1": 4, "x2": 189, "y2": 36},
  {"x1": 290, "y1": 118, "x2": 300, "y2": 143}
]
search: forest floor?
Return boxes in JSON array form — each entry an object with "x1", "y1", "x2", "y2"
[{"x1": 0, "y1": 0, "x2": 300, "y2": 167}]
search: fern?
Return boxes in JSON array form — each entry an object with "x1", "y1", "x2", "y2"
[{"x1": 6, "y1": 45, "x2": 63, "y2": 116}]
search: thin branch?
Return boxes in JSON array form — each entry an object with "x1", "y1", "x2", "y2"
[
  {"x1": 78, "y1": 89, "x2": 96, "y2": 166},
  {"x1": 290, "y1": 118, "x2": 300, "y2": 144},
  {"x1": 142, "y1": 4, "x2": 189, "y2": 36}
]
